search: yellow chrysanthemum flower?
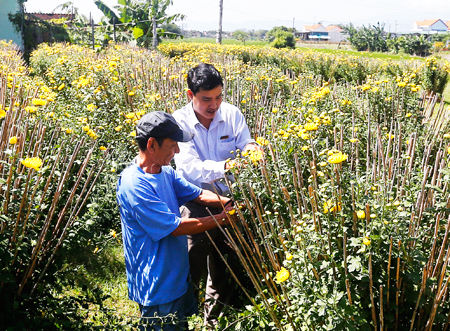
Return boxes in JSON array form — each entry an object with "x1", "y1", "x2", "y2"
[
  {"x1": 256, "y1": 137, "x2": 269, "y2": 146},
  {"x1": 304, "y1": 123, "x2": 318, "y2": 131},
  {"x1": 356, "y1": 210, "x2": 365, "y2": 219},
  {"x1": 323, "y1": 199, "x2": 341, "y2": 213},
  {"x1": 286, "y1": 253, "x2": 293, "y2": 261},
  {"x1": 25, "y1": 106, "x2": 38, "y2": 113},
  {"x1": 86, "y1": 103, "x2": 97, "y2": 111},
  {"x1": 248, "y1": 149, "x2": 263, "y2": 165},
  {"x1": 32, "y1": 99, "x2": 47, "y2": 106},
  {"x1": 275, "y1": 267, "x2": 290, "y2": 283},
  {"x1": 9, "y1": 136, "x2": 18, "y2": 144},
  {"x1": 363, "y1": 237, "x2": 371, "y2": 246},
  {"x1": 100, "y1": 146, "x2": 107, "y2": 151},
  {"x1": 0, "y1": 108, "x2": 6, "y2": 118},
  {"x1": 328, "y1": 152, "x2": 348, "y2": 164},
  {"x1": 21, "y1": 157, "x2": 43, "y2": 171}
]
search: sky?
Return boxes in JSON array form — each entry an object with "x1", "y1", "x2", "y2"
[{"x1": 24, "y1": 0, "x2": 450, "y2": 33}]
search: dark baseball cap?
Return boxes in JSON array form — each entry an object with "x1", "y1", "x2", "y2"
[{"x1": 136, "y1": 111, "x2": 194, "y2": 142}]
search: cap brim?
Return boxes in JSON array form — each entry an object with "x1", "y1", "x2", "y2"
[{"x1": 168, "y1": 129, "x2": 194, "y2": 142}]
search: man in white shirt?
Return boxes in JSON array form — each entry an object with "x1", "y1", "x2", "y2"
[{"x1": 173, "y1": 63, "x2": 262, "y2": 322}]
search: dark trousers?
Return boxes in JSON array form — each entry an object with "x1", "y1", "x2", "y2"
[
  {"x1": 180, "y1": 200, "x2": 240, "y2": 323},
  {"x1": 138, "y1": 284, "x2": 198, "y2": 331}
]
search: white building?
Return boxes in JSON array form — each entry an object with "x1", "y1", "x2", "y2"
[
  {"x1": 299, "y1": 24, "x2": 330, "y2": 41},
  {"x1": 326, "y1": 25, "x2": 348, "y2": 42},
  {"x1": 412, "y1": 19, "x2": 449, "y2": 34}
]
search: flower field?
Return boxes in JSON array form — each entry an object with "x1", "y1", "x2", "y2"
[{"x1": 2, "y1": 39, "x2": 450, "y2": 329}]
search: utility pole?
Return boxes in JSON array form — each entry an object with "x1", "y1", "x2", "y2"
[
  {"x1": 90, "y1": 13, "x2": 95, "y2": 50},
  {"x1": 216, "y1": 0, "x2": 223, "y2": 44},
  {"x1": 113, "y1": 17, "x2": 116, "y2": 42},
  {"x1": 293, "y1": 17, "x2": 295, "y2": 30},
  {"x1": 151, "y1": 1, "x2": 158, "y2": 49}
]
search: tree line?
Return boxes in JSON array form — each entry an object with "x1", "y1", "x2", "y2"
[{"x1": 344, "y1": 23, "x2": 449, "y2": 56}]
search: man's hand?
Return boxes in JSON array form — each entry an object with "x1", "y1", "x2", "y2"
[
  {"x1": 225, "y1": 158, "x2": 247, "y2": 170},
  {"x1": 217, "y1": 203, "x2": 239, "y2": 226},
  {"x1": 244, "y1": 142, "x2": 264, "y2": 154}
]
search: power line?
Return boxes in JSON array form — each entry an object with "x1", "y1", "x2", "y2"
[
  {"x1": 334, "y1": 0, "x2": 450, "y2": 16},
  {"x1": 179, "y1": 0, "x2": 217, "y2": 16},
  {"x1": 225, "y1": 0, "x2": 293, "y2": 23}
]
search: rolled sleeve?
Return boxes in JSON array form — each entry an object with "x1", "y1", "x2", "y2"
[{"x1": 175, "y1": 141, "x2": 227, "y2": 184}]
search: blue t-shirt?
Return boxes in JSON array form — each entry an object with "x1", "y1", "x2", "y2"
[{"x1": 116, "y1": 163, "x2": 202, "y2": 306}]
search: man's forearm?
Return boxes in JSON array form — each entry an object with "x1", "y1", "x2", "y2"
[
  {"x1": 171, "y1": 214, "x2": 226, "y2": 236},
  {"x1": 193, "y1": 189, "x2": 230, "y2": 208}
]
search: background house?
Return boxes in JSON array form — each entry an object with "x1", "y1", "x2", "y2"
[
  {"x1": 412, "y1": 19, "x2": 449, "y2": 34},
  {"x1": 298, "y1": 24, "x2": 330, "y2": 41},
  {"x1": 326, "y1": 25, "x2": 348, "y2": 42},
  {"x1": 0, "y1": 0, "x2": 25, "y2": 49}
]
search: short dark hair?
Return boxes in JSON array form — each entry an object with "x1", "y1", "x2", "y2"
[
  {"x1": 136, "y1": 136, "x2": 166, "y2": 152},
  {"x1": 187, "y1": 63, "x2": 223, "y2": 95}
]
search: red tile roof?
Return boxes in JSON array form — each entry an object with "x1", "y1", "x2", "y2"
[
  {"x1": 326, "y1": 25, "x2": 343, "y2": 31},
  {"x1": 415, "y1": 19, "x2": 440, "y2": 27},
  {"x1": 27, "y1": 13, "x2": 75, "y2": 21},
  {"x1": 303, "y1": 24, "x2": 323, "y2": 31}
]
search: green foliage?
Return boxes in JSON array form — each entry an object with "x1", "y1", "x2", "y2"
[
  {"x1": 267, "y1": 26, "x2": 295, "y2": 49},
  {"x1": 421, "y1": 56, "x2": 449, "y2": 95},
  {"x1": 160, "y1": 23, "x2": 182, "y2": 38},
  {"x1": 345, "y1": 23, "x2": 433, "y2": 57},
  {"x1": 0, "y1": 44, "x2": 111, "y2": 329},
  {"x1": 234, "y1": 30, "x2": 249, "y2": 44},
  {"x1": 8, "y1": 12, "x2": 71, "y2": 61},
  {"x1": 344, "y1": 23, "x2": 388, "y2": 52},
  {"x1": 94, "y1": 0, "x2": 185, "y2": 47},
  {"x1": 388, "y1": 35, "x2": 432, "y2": 57}
]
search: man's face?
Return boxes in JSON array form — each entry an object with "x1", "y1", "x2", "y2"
[
  {"x1": 151, "y1": 138, "x2": 180, "y2": 166},
  {"x1": 188, "y1": 85, "x2": 223, "y2": 123}
]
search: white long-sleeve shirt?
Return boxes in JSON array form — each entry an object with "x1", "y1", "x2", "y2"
[{"x1": 173, "y1": 101, "x2": 255, "y2": 194}]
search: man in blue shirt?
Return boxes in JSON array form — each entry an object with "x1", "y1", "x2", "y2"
[{"x1": 116, "y1": 111, "x2": 235, "y2": 330}]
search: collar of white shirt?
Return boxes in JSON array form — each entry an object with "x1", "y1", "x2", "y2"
[{"x1": 187, "y1": 102, "x2": 225, "y2": 130}]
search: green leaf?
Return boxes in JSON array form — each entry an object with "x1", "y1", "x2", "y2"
[
  {"x1": 94, "y1": 0, "x2": 120, "y2": 23},
  {"x1": 348, "y1": 255, "x2": 362, "y2": 273},
  {"x1": 133, "y1": 27, "x2": 144, "y2": 39},
  {"x1": 349, "y1": 237, "x2": 361, "y2": 247}
]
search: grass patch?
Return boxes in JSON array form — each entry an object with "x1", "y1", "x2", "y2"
[
  {"x1": 161, "y1": 37, "x2": 269, "y2": 46},
  {"x1": 443, "y1": 81, "x2": 450, "y2": 106},
  {"x1": 63, "y1": 241, "x2": 139, "y2": 319}
]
